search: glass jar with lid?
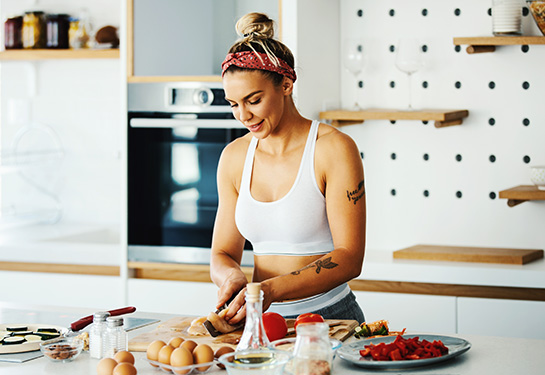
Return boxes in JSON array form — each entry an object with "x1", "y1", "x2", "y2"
[
  {"x1": 292, "y1": 322, "x2": 333, "y2": 375},
  {"x1": 46, "y1": 14, "x2": 70, "y2": 49},
  {"x1": 4, "y1": 16, "x2": 23, "y2": 49},
  {"x1": 22, "y1": 11, "x2": 46, "y2": 48}
]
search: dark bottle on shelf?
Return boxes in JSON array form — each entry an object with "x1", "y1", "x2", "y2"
[
  {"x1": 4, "y1": 16, "x2": 23, "y2": 49},
  {"x1": 46, "y1": 14, "x2": 70, "y2": 49}
]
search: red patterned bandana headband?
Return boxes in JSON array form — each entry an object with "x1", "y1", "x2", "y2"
[{"x1": 221, "y1": 51, "x2": 297, "y2": 82}]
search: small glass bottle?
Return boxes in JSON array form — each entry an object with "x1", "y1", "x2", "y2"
[
  {"x1": 89, "y1": 311, "x2": 110, "y2": 359},
  {"x1": 235, "y1": 283, "x2": 273, "y2": 362},
  {"x1": 293, "y1": 322, "x2": 333, "y2": 375},
  {"x1": 104, "y1": 316, "x2": 128, "y2": 357}
]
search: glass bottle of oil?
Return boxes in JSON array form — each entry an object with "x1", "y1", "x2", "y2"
[{"x1": 234, "y1": 283, "x2": 273, "y2": 364}]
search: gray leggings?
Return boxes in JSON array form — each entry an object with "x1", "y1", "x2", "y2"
[{"x1": 284, "y1": 291, "x2": 365, "y2": 324}]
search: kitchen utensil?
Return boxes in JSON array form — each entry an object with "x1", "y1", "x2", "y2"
[
  {"x1": 530, "y1": 165, "x2": 545, "y2": 190},
  {"x1": 68, "y1": 306, "x2": 136, "y2": 333},
  {"x1": 40, "y1": 336, "x2": 83, "y2": 363},
  {"x1": 203, "y1": 293, "x2": 241, "y2": 337},
  {"x1": 337, "y1": 334, "x2": 471, "y2": 369}
]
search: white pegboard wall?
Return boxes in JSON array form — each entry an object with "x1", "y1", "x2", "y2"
[{"x1": 339, "y1": 0, "x2": 545, "y2": 252}]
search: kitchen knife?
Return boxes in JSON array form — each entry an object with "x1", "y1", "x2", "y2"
[
  {"x1": 203, "y1": 294, "x2": 243, "y2": 337},
  {"x1": 70, "y1": 306, "x2": 137, "y2": 332}
]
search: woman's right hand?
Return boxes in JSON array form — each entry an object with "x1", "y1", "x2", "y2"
[{"x1": 216, "y1": 269, "x2": 248, "y2": 321}]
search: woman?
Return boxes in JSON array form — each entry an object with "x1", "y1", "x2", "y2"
[{"x1": 210, "y1": 13, "x2": 366, "y2": 324}]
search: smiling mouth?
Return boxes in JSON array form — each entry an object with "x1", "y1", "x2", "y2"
[{"x1": 248, "y1": 120, "x2": 264, "y2": 130}]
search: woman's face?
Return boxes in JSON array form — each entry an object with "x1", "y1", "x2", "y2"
[{"x1": 223, "y1": 70, "x2": 290, "y2": 138}]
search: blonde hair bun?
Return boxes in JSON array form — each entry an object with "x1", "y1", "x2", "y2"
[{"x1": 236, "y1": 12, "x2": 275, "y2": 40}]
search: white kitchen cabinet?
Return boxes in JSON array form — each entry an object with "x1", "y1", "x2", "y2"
[
  {"x1": 127, "y1": 279, "x2": 217, "y2": 316},
  {"x1": 353, "y1": 291, "x2": 457, "y2": 334},
  {"x1": 0, "y1": 271, "x2": 123, "y2": 309},
  {"x1": 457, "y1": 297, "x2": 545, "y2": 339}
]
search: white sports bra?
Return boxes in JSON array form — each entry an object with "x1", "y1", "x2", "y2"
[{"x1": 235, "y1": 120, "x2": 334, "y2": 256}]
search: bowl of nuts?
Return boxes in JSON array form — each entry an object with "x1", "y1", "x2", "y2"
[{"x1": 40, "y1": 337, "x2": 83, "y2": 362}]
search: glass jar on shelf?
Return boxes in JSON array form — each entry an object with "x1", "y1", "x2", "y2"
[
  {"x1": 22, "y1": 11, "x2": 45, "y2": 49},
  {"x1": 4, "y1": 16, "x2": 23, "y2": 49},
  {"x1": 45, "y1": 14, "x2": 70, "y2": 49}
]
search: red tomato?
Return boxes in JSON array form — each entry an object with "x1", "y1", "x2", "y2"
[
  {"x1": 262, "y1": 312, "x2": 288, "y2": 342},
  {"x1": 294, "y1": 313, "x2": 325, "y2": 330}
]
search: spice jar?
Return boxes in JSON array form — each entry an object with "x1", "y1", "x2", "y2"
[
  {"x1": 293, "y1": 322, "x2": 333, "y2": 375},
  {"x1": 45, "y1": 14, "x2": 70, "y2": 49},
  {"x1": 103, "y1": 316, "x2": 128, "y2": 357},
  {"x1": 89, "y1": 311, "x2": 110, "y2": 359},
  {"x1": 4, "y1": 16, "x2": 23, "y2": 49},
  {"x1": 22, "y1": 11, "x2": 45, "y2": 48}
]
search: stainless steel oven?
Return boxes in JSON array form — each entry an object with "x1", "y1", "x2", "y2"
[{"x1": 127, "y1": 82, "x2": 253, "y2": 265}]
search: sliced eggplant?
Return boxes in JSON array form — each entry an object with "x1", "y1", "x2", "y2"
[
  {"x1": 11, "y1": 330, "x2": 33, "y2": 336},
  {"x1": 24, "y1": 334, "x2": 42, "y2": 342},
  {"x1": 3, "y1": 336, "x2": 25, "y2": 345},
  {"x1": 6, "y1": 326, "x2": 28, "y2": 332},
  {"x1": 36, "y1": 328, "x2": 59, "y2": 333},
  {"x1": 34, "y1": 332, "x2": 61, "y2": 340}
]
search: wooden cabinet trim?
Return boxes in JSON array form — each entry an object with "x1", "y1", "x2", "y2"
[
  {"x1": 127, "y1": 262, "x2": 544, "y2": 301},
  {"x1": 0, "y1": 261, "x2": 120, "y2": 276}
]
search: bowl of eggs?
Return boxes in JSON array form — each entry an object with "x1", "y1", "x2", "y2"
[
  {"x1": 97, "y1": 351, "x2": 137, "y2": 375},
  {"x1": 146, "y1": 337, "x2": 233, "y2": 374}
]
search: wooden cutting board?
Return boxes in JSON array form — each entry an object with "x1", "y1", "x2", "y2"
[
  {"x1": 393, "y1": 245, "x2": 544, "y2": 265},
  {"x1": 128, "y1": 316, "x2": 358, "y2": 352}
]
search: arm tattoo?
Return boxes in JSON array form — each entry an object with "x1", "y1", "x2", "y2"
[
  {"x1": 346, "y1": 179, "x2": 365, "y2": 205},
  {"x1": 291, "y1": 257, "x2": 339, "y2": 275}
]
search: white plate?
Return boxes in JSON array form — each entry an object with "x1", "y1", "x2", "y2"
[
  {"x1": 337, "y1": 334, "x2": 471, "y2": 369},
  {"x1": 0, "y1": 324, "x2": 68, "y2": 354}
]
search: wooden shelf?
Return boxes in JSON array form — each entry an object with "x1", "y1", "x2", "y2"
[
  {"x1": 0, "y1": 48, "x2": 120, "y2": 61},
  {"x1": 453, "y1": 36, "x2": 545, "y2": 54},
  {"x1": 319, "y1": 109, "x2": 469, "y2": 128},
  {"x1": 499, "y1": 185, "x2": 545, "y2": 207}
]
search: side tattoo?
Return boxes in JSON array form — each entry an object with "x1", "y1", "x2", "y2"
[
  {"x1": 346, "y1": 179, "x2": 365, "y2": 205},
  {"x1": 291, "y1": 257, "x2": 339, "y2": 275}
]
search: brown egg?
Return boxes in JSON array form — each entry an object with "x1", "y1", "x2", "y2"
[
  {"x1": 112, "y1": 362, "x2": 137, "y2": 375},
  {"x1": 168, "y1": 337, "x2": 185, "y2": 348},
  {"x1": 97, "y1": 357, "x2": 118, "y2": 375},
  {"x1": 214, "y1": 346, "x2": 235, "y2": 369},
  {"x1": 180, "y1": 340, "x2": 197, "y2": 353},
  {"x1": 193, "y1": 344, "x2": 214, "y2": 371},
  {"x1": 170, "y1": 347, "x2": 193, "y2": 375},
  {"x1": 146, "y1": 340, "x2": 166, "y2": 367},
  {"x1": 158, "y1": 344, "x2": 175, "y2": 370},
  {"x1": 114, "y1": 351, "x2": 135, "y2": 365}
]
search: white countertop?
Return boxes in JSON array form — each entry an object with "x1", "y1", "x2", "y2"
[{"x1": 0, "y1": 303, "x2": 544, "y2": 375}]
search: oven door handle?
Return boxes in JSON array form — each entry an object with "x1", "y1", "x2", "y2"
[{"x1": 130, "y1": 118, "x2": 244, "y2": 129}]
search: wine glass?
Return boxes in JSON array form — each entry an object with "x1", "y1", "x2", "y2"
[
  {"x1": 343, "y1": 38, "x2": 365, "y2": 110},
  {"x1": 395, "y1": 37, "x2": 425, "y2": 110}
]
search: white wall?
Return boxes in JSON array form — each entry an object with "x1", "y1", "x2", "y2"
[
  {"x1": 0, "y1": 0, "x2": 122, "y2": 227},
  {"x1": 290, "y1": 0, "x2": 545, "y2": 253}
]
